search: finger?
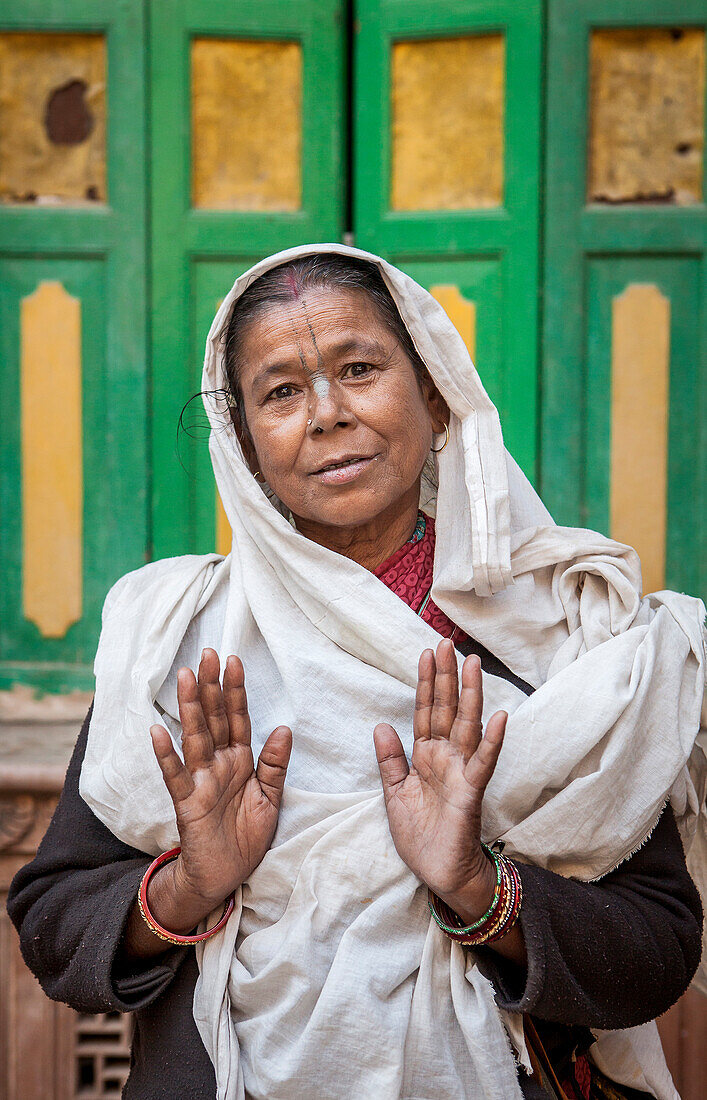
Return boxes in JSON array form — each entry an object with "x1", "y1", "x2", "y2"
[
  {"x1": 177, "y1": 667, "x2": 215, "y2": 773},
  {"x1": 150, "y1": 724, "x2": 195, "y2": 805},
  {"x1": 463, "y1": 710, "x2": 507, "y2": 799},
  {"x1": 222, "y1": 655, "x2": 252, "y2": 748},
  {"x1": 449, "y1": 654, "x2": 483, "y2": 759},
  {"x1": 197, "y1": 648, "x2": 230, "y2": 750},
  {"x1": 430, "y1": 638, "x2": 459, "y2": 740},
  {"x1": 413, "y1": 649, "x2": 435, "y2": 742},
  {"x1": 256, "y1": 725, "x2": 292, "y2": 811},
  {"x1": 373, "y1": 723, "x2": 410, "y2": 804}
]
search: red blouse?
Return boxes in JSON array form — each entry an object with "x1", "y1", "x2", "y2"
[{"x1": 373, "y1": 513, "x2": 466, "y2": 645}]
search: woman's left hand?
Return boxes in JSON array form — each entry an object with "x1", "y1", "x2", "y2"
[{"x1": 374, "y1": 638, "x2": 507, "y2": 925}]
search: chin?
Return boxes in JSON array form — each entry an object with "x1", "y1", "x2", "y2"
[{"x1": 295, "y1": 487, "x2": 400, "y2": 530}]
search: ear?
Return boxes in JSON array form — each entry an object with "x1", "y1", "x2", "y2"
[{"x1": 420, "y1": 376, "x2": 449, "y2": 435}]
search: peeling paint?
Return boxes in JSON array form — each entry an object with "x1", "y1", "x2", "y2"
[
  {"x1": 588, "y1": 27, "x2": 704, "y2": 205},
  {"x1": 44, "y1": 79, "x2": 94, "y2": 145},
  {"x1": 0, "y1": 32, "x2": 106, "y2": 204}
]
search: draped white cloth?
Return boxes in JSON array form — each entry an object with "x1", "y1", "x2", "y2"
[{"x1": 80, "y1": 244, "x2": 707, "y2": 1100}]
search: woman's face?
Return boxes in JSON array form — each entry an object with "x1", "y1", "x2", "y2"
[{"x1": 233, "y1": 286, "x2": 446, "y2": 531}]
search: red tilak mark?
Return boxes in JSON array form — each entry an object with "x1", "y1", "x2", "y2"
[{"x1": 286, "y1": 271, "x2": 301, "y2": 298}]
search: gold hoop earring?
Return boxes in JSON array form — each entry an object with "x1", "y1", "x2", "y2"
[
  {"x1": 430, "y1": 424, "x2": 449, "y2": 454},
  {"x1": 253, "y1": 470, "x2": 260, "y2": 478}
]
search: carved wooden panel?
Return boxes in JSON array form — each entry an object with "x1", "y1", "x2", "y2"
[
  {"x1": 0, "y1": 785, "x2": 131, "y2": 1099},
  {"x1": 72, "y1": 1012, "x2": 132, "y2": 1098}
]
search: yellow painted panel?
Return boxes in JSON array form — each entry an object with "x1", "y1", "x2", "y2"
[
  {"x1": 0, "y1": 33, "x2": 106, "y2": 204},
  {"x1": 589, "y1": 28, "x2": 704, "y2": 204},
  {"x1": 216, "y1": 491, "x2": 232, "y2": 557},
  {"x1": 610, "y1": 284, "x2": 670, "y2": 594},
  {"x1": 192, "y1": 39, "x2": 302, "y2": 210},
  {"x1": 21, "y1": 282, "x2": 83, "y2": 637},
  {"x1": 430, "y1": 285, "x2": 476, "y2": 360},
  {"x1": 391, "y1": 35, "x2": 504, "y2": 211}
]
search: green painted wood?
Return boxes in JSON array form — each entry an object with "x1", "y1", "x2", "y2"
[
  {"x1": 150, "y1": 0, "x2": 347, "y2": 559},
  {"x1": 584, "y1": 258, "x2": 702, "y2": 597},
  {"x1": 0, "y1": 0, "x2": 148, "y2": 692},
  {"x1": 542, "y1": 0, "x2": 706, "y2": 598},
  {"x1": 400, "y1": 258, "x2": 504, "y2": 420},
  {"x1": 354, "y1": 0, "x2": 543, "y2": 481}
]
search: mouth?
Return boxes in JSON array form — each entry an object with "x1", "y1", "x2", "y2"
[{"x1": 310, "y1": 454, "x2": 378, "y2": 485}]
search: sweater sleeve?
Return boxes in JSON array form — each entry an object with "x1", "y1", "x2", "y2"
[
  {"x1": 6, "y1": 706, "x2": 189, "y2": 1014},
  {"x1": 479, "y1": 806, "x2": 703, "y2": 1028}
]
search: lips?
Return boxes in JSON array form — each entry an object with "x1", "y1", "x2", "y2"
[
  {"x1": 310, "y1": 454, "x2": 378, "y2": 485},
  {"x1": 312, "y1": 454, "x2": 374, "y2": 474}
]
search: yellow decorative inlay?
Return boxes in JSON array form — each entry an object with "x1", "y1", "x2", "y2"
[
  {"x1": 589, "y1": 28, "x2": 704, "y2": 204},
  {"x1": 391, "y1": 35, "x2": 505, "y2": 211},
  {"x1": 216, "y1": 491, "x2": 232, "y2": 557},
  {"x1": 0, "y1": 33, "x2": 106, "y2": 204},
  {"x1": 192, "y1": 38, "x2": 302, "y2": 210},
  {"x1": 430, "y1": 285, "x2": 476, "y2": 360},
  {"x1": 21, "y1": 282, "x2": 83, "y2": 637},
  {"x1": 610, "y1": 284, "x2": 670, "y2": 594}
]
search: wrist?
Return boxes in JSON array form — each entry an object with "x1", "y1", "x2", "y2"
[
  {"x1": 434, "y1": 853, "x2": 498, "y2": 927},
  {"x1": 146, "y1": 859, "x2": 224, "y2": 936}
]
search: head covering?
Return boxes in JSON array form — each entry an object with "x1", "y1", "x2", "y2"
[{"x1": 80, "y1": 244, "x2": 706, "y2": 1100}]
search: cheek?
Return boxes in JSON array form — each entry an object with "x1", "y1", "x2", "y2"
[
  {"x1": 247, "y1": 413, "x2": 302, "y2": 477},
  {"x1": 366, "y1": 384, "x2": 433, "y2": 459}
]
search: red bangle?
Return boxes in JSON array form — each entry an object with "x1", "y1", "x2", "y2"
[{"x1": 137, "y1": 847, "x2": 235, "y2": 946}]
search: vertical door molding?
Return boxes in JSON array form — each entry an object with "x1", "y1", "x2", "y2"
[{"x1": 354, "y1": 0, "x2": 543, "y2": 480}]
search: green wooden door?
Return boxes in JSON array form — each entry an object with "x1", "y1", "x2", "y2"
[
  {"x1": 149, "y1": 0, "x2": 347, "y2": 559},
  {"x1": 354, "y1": 0, "x2": 543, "y2": 480},
  {"x1": 4, "y1": 1, "x2": 705, "y2": 694},
  {"x1": 542, "y1": 0, "x2": 706, "y2": 598},
  {"x1": 0, "y1": 0, "x2": 148, "y2": 691}
]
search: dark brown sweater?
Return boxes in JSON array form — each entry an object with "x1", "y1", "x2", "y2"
[{"x1": 8, "y1": 709, "x2": 702, "y2": 1099}]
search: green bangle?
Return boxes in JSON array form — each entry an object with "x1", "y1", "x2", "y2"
[{"x1": 427, "y1": 844, "x2": 501, "y2": 935}]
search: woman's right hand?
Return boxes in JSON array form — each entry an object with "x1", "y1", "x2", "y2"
[{"x1": 148, "y1": 647, "x2": 292, "y2": 923}]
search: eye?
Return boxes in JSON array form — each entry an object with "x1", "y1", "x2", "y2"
[
  {"x1": 267, "y1": 383, "x2": 299, "y2": 401},
  {"x1": 345, "y1": 362, "x2": 375, "y2": 379}
]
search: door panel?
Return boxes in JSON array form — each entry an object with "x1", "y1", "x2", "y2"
[
  {"x1": 398, "y1": 258, "x2": 504, "y2": 414},
  {"x1": 150, "y1": 0, "x2": 346, "y2": 558},
  {"x1": 542, "y1": 0, "x2": 706, "y2": 599},
  {"x1": 354, "y1": 0, "x2": 543, "y2": 478},
  {"x1": 0, "y1": 0, "x2": 148, "y2": 692}
]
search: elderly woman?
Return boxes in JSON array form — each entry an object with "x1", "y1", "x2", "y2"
[{"x1": 9, "y1": 246, "x2": 706, "y2": 1100}]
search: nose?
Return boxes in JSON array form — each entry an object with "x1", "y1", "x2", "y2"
[{"x1": 307, "y1": 377, "x2": 355, "y2": 433}]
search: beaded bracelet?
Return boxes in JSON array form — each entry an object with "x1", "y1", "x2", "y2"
[
  {"x1": 137, "y1": 847, "x2": 235, "y2": 946},
  {"x1": 428, "y1": 846, "x2": 522, "y2": 947},
  {"x1": 427, "y1": 843, "x2": 502, "y2": 936}
]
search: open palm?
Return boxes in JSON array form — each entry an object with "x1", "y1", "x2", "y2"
[
  {"x1": 150, "y1": 648, "x2": 292, "y2": 910},
  {"x1": 373, "y1": 639, "x2": 507, "y2": 901}
]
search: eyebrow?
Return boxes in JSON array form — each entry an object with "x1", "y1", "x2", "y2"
[{"x1": 251, "y1": 336, "x2": 390, "y2": 388}]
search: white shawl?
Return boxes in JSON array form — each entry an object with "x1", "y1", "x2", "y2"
[{"x1": 80, "y1": 244, "x2": 707, "y2": 1100}]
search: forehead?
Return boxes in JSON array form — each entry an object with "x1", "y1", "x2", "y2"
[{"x1": 238, "y1": 286, "x2": 395, "y2": 363}]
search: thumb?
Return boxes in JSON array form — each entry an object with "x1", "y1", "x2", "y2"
[
  {"x1": 373, "y1": 723, "x2": 409, "y2": 803},
  {"x1": 256, "y1": 725, "x2": 293, "y2": 810}
]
